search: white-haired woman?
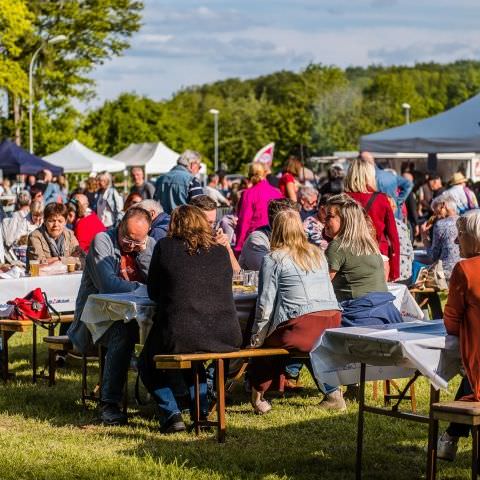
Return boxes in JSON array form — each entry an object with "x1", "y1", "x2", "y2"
[
  {"x1": 324, "y1": 194, "x2": 402, "y2": 325},
  {"x1": 96, "y1": 172, "x2": 124, "y2": 228},
  {"x1": 345, "y1": 158, "x2": 400, "y2": 281},
  {"x1": 437, "y1": 211, "x2": 480, "y2": 460},
  {"x1": 249, "y1": 209, "x2": 343, "y2": 414},
  {"x1": 1, "y1": 192, "x2": 42, "y2": 264},
  {"x1": 420, "y1": 193, "x2": 460, "y2": 282}
]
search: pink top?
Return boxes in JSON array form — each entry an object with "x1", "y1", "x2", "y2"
[{"x1": 234, "y1": 179, "x2": 283, "y2": 254}]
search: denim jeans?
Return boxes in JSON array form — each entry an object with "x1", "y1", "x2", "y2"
[
  {"x1": 285, "y1": 361, "x2": 303, "y2": 379},
  {"x1": 98, "y1": 321, "x2": 138, "y2": 404},
  {"x1": 152, "y1": 366, "x2": 208, "y2": 425}
]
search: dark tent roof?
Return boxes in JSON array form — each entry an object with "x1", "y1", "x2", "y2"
[
  {"x1": 0, "y1": 140, "x2": 63, "y2": 176},
  {"x1": 360, "y1": 93, "x2": 480, "y2": 153}
]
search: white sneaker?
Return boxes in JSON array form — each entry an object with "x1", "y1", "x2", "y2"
[
  {"x1": 319, "y1": 389, "x2": 347, "y2": 412},
  {"x1": 437, "y1": 432, "x2": 459, "y2": 461},
  {"x1": 251, "y1": 389, "x2": 272, "y2": 415}
]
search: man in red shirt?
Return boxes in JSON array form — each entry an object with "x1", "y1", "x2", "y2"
[{"x1": 70, "y1": 194, "x2": 106, "y2": 252}]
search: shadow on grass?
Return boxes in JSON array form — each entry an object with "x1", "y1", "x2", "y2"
[{"x1": 109, "y1": 413, "x2": 435, "y2": 480}]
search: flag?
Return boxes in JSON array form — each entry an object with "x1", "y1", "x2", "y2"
[{"x1": 253, "y1": 142, "x2": 274, "y2": 166}]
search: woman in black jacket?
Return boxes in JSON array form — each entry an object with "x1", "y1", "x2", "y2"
[{"x1": 139, "y1": 205, "x2": 242, "y2": 434}]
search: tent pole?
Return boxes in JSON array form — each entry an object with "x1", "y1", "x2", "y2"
[{"x1": 427, "y1": 153, "x2": 437, "y2": 172}]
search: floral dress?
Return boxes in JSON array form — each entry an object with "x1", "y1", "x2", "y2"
[{"x1": 427, "y1": 216, "x2": 461, "y2": 281}]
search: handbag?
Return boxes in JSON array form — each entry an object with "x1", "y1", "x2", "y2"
[
  {"x1": 7, "y1": 287, "x2": 61, "y2": 328},
  {"x1": 414, "y1": 260, "x2": 448, "y2": 291}
]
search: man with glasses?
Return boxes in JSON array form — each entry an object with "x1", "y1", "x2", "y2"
[{"x1": 68, "y1": 207, "x2": 155, "y2": 426}]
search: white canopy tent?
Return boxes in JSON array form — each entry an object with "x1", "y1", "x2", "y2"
[
  {"x1": 113, "y1": 142, "x2": 180, "y2": 175},
  {"x1": 44, "y1": 139, "x2": 125, "y2": 173},
  {"x1": 360, "y1": 93, "x2": 480, "y2": 153}
]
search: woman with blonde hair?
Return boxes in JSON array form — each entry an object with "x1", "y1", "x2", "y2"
[
  {"x1": 324, "y1": 194, "x2": 402, "y2": 326},
  {"x1": 234, "y1": 162, "x2": 283, "y2": 255},
  {"x1": 139, "y1": 205, "x2": 242, "y2": 434},
  {"x1": 345, "y1": 158, "x2": 400, "y2": 281},
  {"x1": 249, "y1": 208, "x2": 343, "y2": 413}
]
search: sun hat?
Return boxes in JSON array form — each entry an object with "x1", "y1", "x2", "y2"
[{"x1": 449, "y1": 172, "x2": 467, "y2": 186}]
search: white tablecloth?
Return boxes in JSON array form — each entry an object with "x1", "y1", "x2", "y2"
[
  {"x1": 0, "y1": 273, "x2": 82, "y2": 312},
  {"x1": 310, "y1": 320, "x2": 461, "y2": 392},
  {"x1": 81, "y1": 285, "x2": 258, "y2": 343}
]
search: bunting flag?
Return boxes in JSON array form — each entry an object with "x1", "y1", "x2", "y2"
[{"x1": 253, "y1": 142, "x2": 275, "y2": 166}]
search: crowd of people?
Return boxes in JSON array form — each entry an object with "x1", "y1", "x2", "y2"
[{"x1": 0, "y1": 149, "x2": 479, "y2": 452}]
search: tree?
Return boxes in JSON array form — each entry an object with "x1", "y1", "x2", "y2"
[
  {"x1": 1, "y1": 0, "x2": 143, "y2": 145},
  {"x1": 0, "y1": 0, "x2": 33, "y2": 99},
  {"x1": 83, "y1": 93, "x2": 164, "y2": 156}
]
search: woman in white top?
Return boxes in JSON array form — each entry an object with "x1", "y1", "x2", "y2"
[{"x1": 96, "y1": 172, "x2": 124, "y2": 228}]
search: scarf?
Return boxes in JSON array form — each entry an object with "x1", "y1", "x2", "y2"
[{"x1": 39, "y1": 224, "x2": 65, "y2": 258}]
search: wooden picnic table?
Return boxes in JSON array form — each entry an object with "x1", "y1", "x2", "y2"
[{"x1": 0, "y1": 314, "x2": 74, "y2": 382}]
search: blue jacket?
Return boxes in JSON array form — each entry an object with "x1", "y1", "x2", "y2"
[
  {"x1": 154, "y1": 165, "x2": 192, "y2": 214},
  {"x1": 251, "y1": 251, "x2": 340, "y2": 346},
  {"x1": 67, "y1": 228, "x2": 155, "y2": 353},
  {"x1": 375, "y1": 166, "x2": 412, "y2": 219},
  {"x1": 150, "y1": 212, "x2": 170, "y2": 242},
  {"x1": 340, "y1": 292, "x2": 402, "y2": 327}
]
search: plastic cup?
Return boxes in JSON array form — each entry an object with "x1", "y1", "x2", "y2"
[
  {"x1": 30, "y1": 260, "x2": 40, "y2": 277},
  {"x1": 67, "y1": 262, "x2": 76, "y2": 273}
]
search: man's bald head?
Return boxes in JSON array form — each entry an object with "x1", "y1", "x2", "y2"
[
  {"x1": 360, "y1": 151, "x2": 375, "y2": 165},
  {"x1": 73, "y1": 193, "x2": 89, "y2": 209}
]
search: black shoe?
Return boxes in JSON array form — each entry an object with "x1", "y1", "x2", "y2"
[
  {"x1": 343, "y1": 384, "x2": 360, "y2": 402},
  {"x1": 55, "y1": 353, "x2": 67, "y2": 368},
  {"x1": 100, "y1": 403, "x2": 128, "y2": 426},
  {"x1": 160, "y1": 413, "x2": 186, "y2": 434}
]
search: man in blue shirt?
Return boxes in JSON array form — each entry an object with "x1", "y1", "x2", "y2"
[
  {"x1": 154, "y1": 150, "x2": 203, "y2": 214},
  {"x1": 361, "y1": 151, "x2": 412, "y2": 219}
]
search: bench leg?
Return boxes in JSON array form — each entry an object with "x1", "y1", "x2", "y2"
[
  {"x1": 356, "y1": 362, "x2": 366, "y2": 480},
  {"x1": 193, "y1": 362, "x2": 201, "y2": 436},
  {"x1": 82, "y1": 355, "x2": 88, "y2": 408},
  {"x1": 32, "y1": 324, "x2": 37, "y2": 383},
  {"x1": 426, "y1": 385, "x2": 440, "y2": 480},
  {"x1": 410, "y1": 384, "x2": 417, "y2": 413},
  {"x1": 2, "y1": 330, "x2": 10, "y2": 382},
  {"x1": 48, "y1": 348, "x2": 56, "y2": 386},
  {"x1": 472, "y1": 426, "x2": 479, "y2": 480},
  {"x1": 215, "y1": 358, "x2": 226, "y2": 443}
]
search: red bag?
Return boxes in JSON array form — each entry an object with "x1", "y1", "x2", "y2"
[{"x1": 7, "y1": 288, "x2": 60, "y2": 327}]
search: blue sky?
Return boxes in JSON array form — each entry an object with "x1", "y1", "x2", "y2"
[{"x1": 86, "y1": 0, "x2": 480, "y2": 108}]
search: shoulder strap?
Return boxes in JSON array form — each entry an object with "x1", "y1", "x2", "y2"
[{"x1": 365, "y1": 192, "x2": 379, "y2": 214}]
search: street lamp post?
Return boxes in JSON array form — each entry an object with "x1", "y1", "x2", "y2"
[
  {"x1": 209, "y1": 108, "x2": 219, "y2": 172},
  {"x1": 28, "y1": 34, "x2": 67, "y2": 153},
  {"x1": 401, "y1": 102, "x2": 411, "y2": 125}
]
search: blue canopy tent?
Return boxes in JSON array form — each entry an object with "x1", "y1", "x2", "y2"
[
  {"x1": 360, "y1": 93, "x2": 480, "y2": 153},
  {"x1": 0, "y1": 139, "x2": 63, "y2": 176}
]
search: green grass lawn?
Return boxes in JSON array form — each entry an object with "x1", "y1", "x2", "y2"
[{"x1": 0, "y1": 329, "x2": 472, "y2": 480}]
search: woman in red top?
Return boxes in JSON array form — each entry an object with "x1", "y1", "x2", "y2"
[
  {"x1": 68, "y1": 193, "x2": 106, "y2": 253},
  {"x1": 344, "y1": 158, "x2": 400, "y2": 281},
  {"x1": 278, "y1": 156, "x2": 302, "y2": 202}
]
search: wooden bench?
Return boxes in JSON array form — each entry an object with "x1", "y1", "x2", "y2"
[
  {"x1": 154, "y1": 348, "x2": 297, "y2": 442},
  {"x1": 0, "y1": 314, "x2": 74, "y2": 383},
  {"x1": 43, "y1": 336, "x2": 131, "y2": 413},
  {"x1": 409, "y1": 287, "x2": 445, "y2": 320},
  {"x1": 427, "y1": 401, "x2": 480, "y2": 480}
]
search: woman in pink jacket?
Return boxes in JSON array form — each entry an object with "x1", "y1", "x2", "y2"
[{"x1": 234, "y1": 163, "x2": 283, "y2": 255}]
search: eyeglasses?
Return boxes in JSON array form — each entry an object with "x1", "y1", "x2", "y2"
[{"x1": 120, "y1": 236, "x2": 147, "y2": 247}]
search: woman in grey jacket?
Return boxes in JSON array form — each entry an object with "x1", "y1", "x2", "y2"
[{"x1": 249, "y1": 209, "x2": 343, "y2": 414}]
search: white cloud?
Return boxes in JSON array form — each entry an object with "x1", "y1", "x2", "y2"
[{"x1": 83, "y1": 0, "x2": 480, "y2": 109}]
